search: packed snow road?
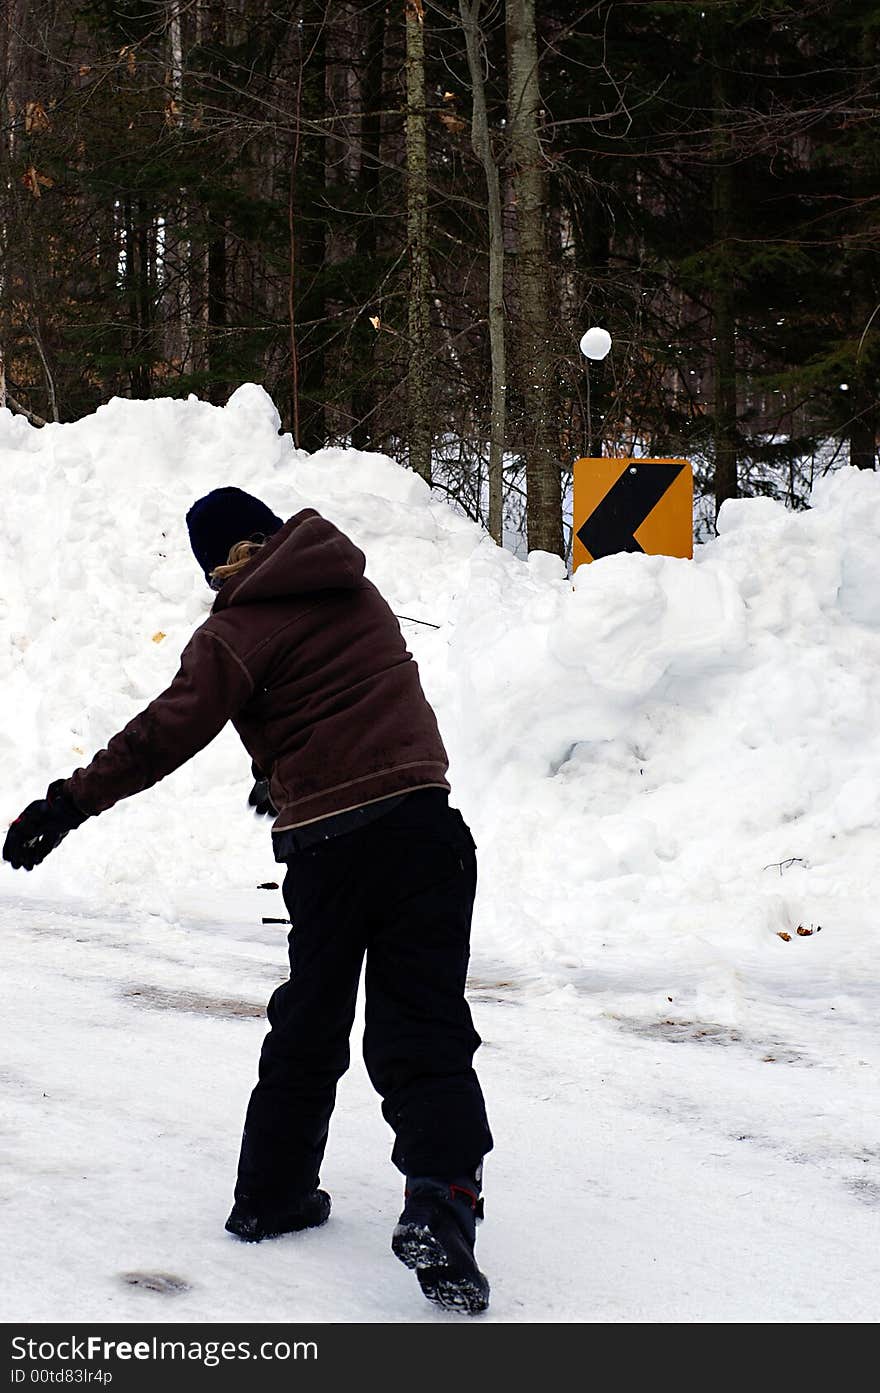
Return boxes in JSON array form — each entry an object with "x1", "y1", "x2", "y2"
[{"x1": 3, "y1": 886, "x2": 878, "y2": 1325}]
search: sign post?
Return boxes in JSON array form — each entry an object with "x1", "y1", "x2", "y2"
[{"x1": 572, "y1": 457, "x2": 693, "y2": 571}]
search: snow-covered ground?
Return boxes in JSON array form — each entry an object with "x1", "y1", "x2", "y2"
[{"x1": 2, "y1": 385, "x2": 880, "y2": 1322}]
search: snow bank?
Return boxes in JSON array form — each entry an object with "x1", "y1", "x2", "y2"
[{"x1": 2, "y1": 387, "x2": 879, "y2": 1025}]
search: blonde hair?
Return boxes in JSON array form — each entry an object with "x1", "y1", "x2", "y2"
[{"x1": 210, "y1": 537, "x2": 266, "y2": 583}]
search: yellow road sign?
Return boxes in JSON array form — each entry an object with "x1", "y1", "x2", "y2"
[{"x1": 572, "y1": 457, "x2": 693, "y2": 570}]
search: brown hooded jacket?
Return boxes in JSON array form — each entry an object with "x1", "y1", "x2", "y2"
[{"x1": 65, "y1": 509, "x2": 450, "y2": 829}]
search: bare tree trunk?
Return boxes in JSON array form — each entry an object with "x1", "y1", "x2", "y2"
[
  {"x1": 295, "y1": 1, "x2": 328, "y2": 452},
  {"x1": 139, "y1": 197, "x2": 153, "y2": 394},
  {"x1": 188, "y1": 0, "x2": 209, "y2": 379},
  {"x1": 460, "y1": 0, "x2": 505, "y2": 543},
  {"x1": 506, "y1": 0, "x2": 561, "y2": 555},
  {"x1": 169, "y1": 1, "x2": 183, "y2": 94},
  {"x1": 0, "y1": 1, "x2": 16, "y2": 415},
  {"x1": 164, "y1": 0, "x2": 191, "y2": 370},
  {"x1": 207, "y1": 230, "x2": 227, "y2": 404},
  {"x1": 288, "y1": 36, "x2": 303, "y2": 447},
  {"x1": 0, "y1": 0, "x2": 34, "y2": 413},
  {"x1": 26, "y1": 314, "x2": 58, "y2": 419},
  {"x1": 206, "y1": 0, "x2": 227, "y2": 405},
  {"x1": 405, "y1": 0, "x2": 431, "y2": 482},
  {"x1": 850, "y1": 381, "x2": 877, "y2": 469},
  {"x1": 848, "y1": 30, "x2": 877, "y2": 473},
  {"x1": 351, "y1": 0, "x2": 386, "y2": 450},
  {"x1": 124, "y1": 196, "x2": 149, "y2": 399},
  {"x1": 711, "y1": 50, "x2": 738, "y2": 513}
]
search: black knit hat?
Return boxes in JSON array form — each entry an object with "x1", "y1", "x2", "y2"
[{"x1": 186, "y1": 487, "x2": 284, "y2": 584}]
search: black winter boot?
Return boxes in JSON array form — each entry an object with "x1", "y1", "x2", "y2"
[
  {"x1": 392, "y1": 1177, "x2": 489, "y2": 1314},
  {"x1": 225, "y1": 1189, "x2": 331, "y2": 1242}
]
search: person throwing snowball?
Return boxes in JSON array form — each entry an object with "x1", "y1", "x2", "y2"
[{"x1": 3, "y1": 487, "x2": 493, "y2": 1314}]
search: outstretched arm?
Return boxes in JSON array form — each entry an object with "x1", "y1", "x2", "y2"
[
  {"x1": 3, "y1": 624, "x2": 254, "y2": 871},
  {"x1": 67, "y1": 626, "x2": 254, "y2": 816}
]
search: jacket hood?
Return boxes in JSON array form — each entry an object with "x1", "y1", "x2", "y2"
[{"x1": 212, "y1": 509, "x2": 366, "y2": 609}]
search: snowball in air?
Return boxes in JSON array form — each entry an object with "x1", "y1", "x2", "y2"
[{"x1": 579, "y1": 327, "x2": 612, "y2": 361}]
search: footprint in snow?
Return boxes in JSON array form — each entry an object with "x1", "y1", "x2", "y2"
[{"x1": 120, "y1": 1271, "x2": 191, "y2": 1295}]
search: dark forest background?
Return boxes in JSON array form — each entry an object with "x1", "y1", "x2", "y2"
[{"x1": 1, "y1": 0, "x2": 878, "y2": 556}]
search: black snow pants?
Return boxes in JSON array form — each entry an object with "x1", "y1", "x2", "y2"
[{"x1": 234, "y1": 790, "x2": 493, "y2": 1206}]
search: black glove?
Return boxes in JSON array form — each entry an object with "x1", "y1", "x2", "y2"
[
  {"x1": 248, "y1": 777, "x2": 276, "y2": 817},
  {"x1": 3, "y1": 781, "x2": 88, "y2": 871},
  {"x1": 248, "y1": 760, "x2": 276, "y2": 818}
]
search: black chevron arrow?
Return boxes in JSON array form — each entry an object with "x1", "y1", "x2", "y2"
[{"x1": 576, "y1": 462, "x2": 685, "y2": 560}]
